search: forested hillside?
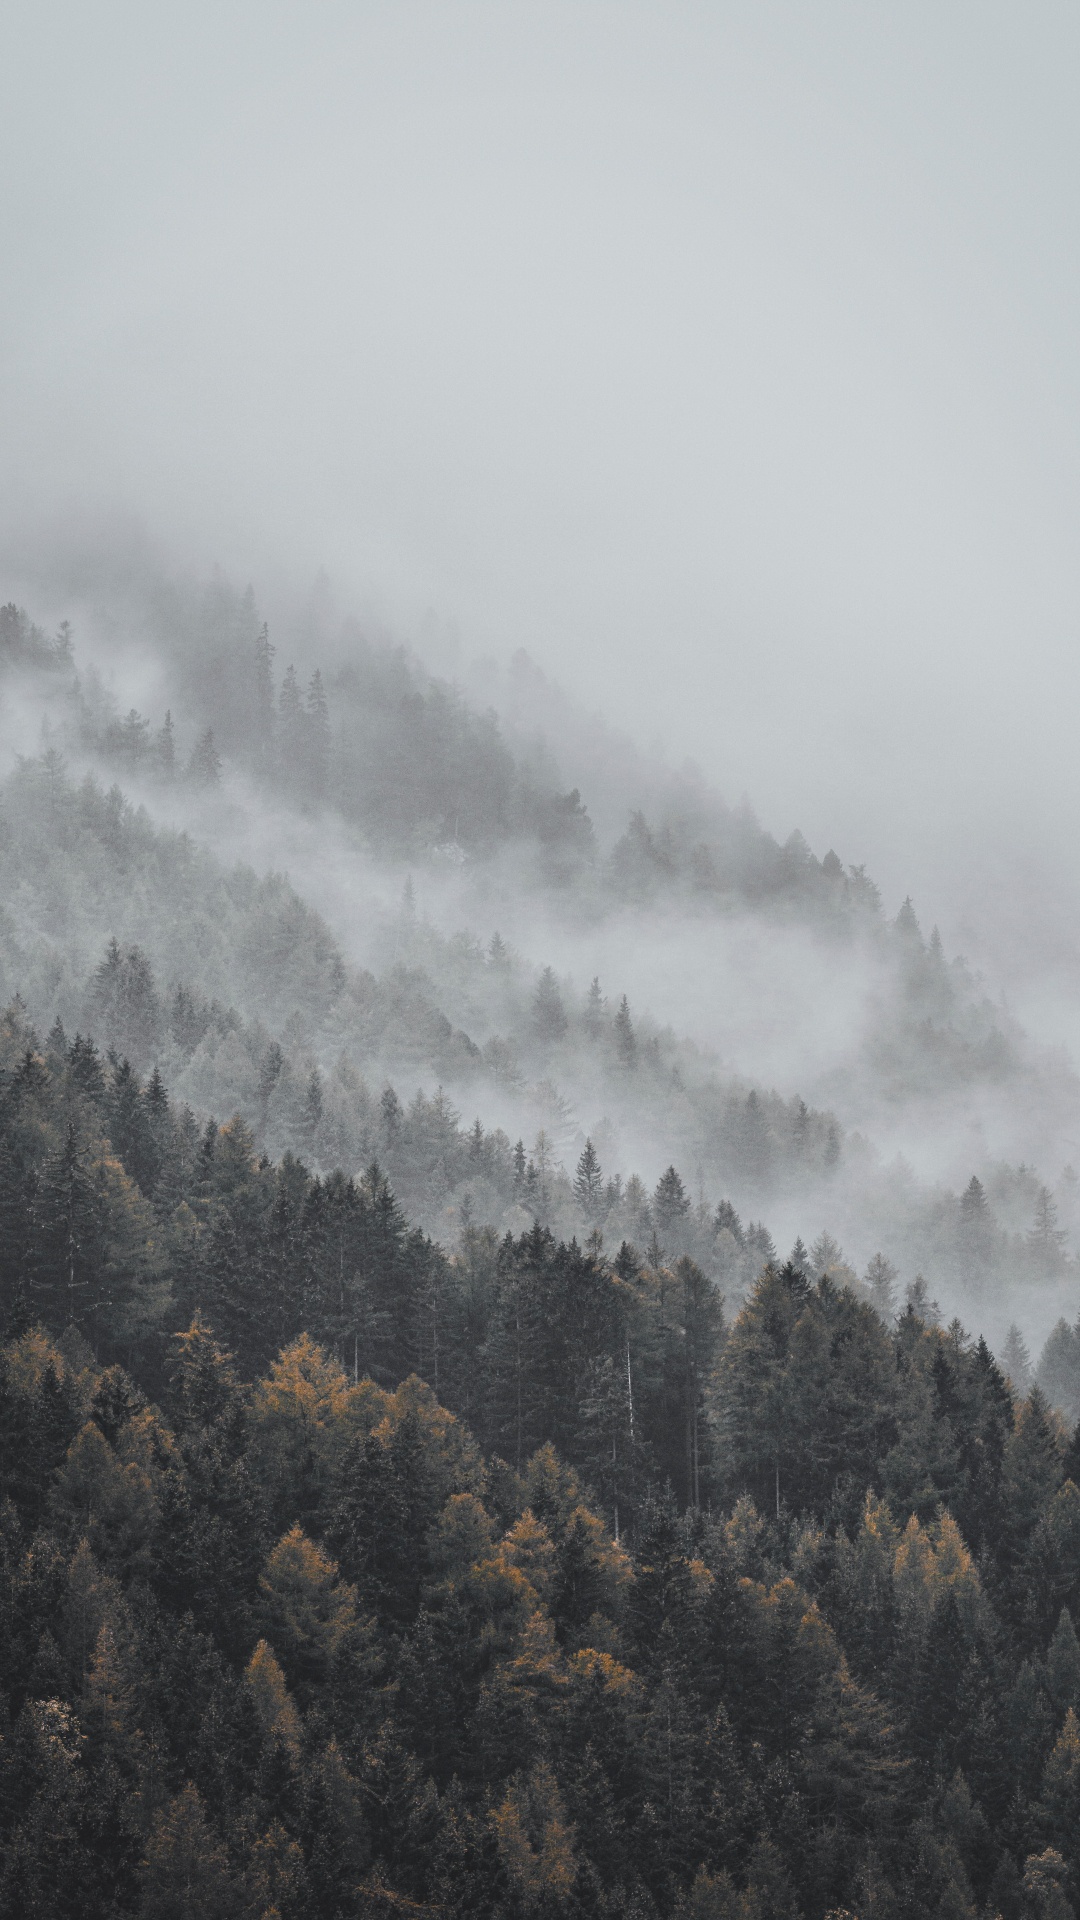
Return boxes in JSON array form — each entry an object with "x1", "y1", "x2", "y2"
[
  {"x1": 3, "y1": 576, "x2": 1080, "y2": 1914},
  {"x1": 3, "y1": 1017, "x2": 1080, "y2": 1915},
  {"x1": 0, "y1": 742, "x2": 1074, "y2": 1368}
]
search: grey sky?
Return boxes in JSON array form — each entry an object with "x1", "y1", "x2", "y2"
[{"x1": 2, "y1": 3, "x2": 1080, "y2": 974}]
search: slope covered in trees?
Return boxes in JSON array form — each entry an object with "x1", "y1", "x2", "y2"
[
  {"x1": 0, "y1": 747, "x2": 1073, "y2": 1365},
  {"x1": 4, "y1": 574, "x2": 1080, "y2": 1913},
  {"x1": 4, "y1": 1061, "x2": 1080, "y2": 1914}
]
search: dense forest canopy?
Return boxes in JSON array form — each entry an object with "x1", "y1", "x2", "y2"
[
  {"x1": 2, "y1": 575, "x2": 1080, "y2": 1914},
  {"x1": 2, "y1": 1025, "x2": 1080, "y2": 1915}
]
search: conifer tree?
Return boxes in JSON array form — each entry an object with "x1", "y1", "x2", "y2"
[
  {"x1": 1003, "y1": 1322, "x2": 1034, "y2": 1393},
  {"x1": 155, "y1": 709, "x2": 176, "y2": 779},
  {"x1": 187, "y1": 726, "x2": 222, "y2": 787},
  {"x1": 306, "y1": 668, "x2": 330, "y2": 801},
  {"x1": 253, "y1": 622, "x2": 275, "y2": 772},
  {"x1": 277, "y1": 665, "x2": 305, "y2": 789},
  {"x1": 532, "y1": 966, "x2": 568, "y2": 1045},
  {"x1": 583, "y1": 975, "x2": 604, "y2": 1036},
  {"x1": 614, "y1": 994, "x2": 637, "y2": 1067},
  {"x1": 573, "y1": 1139, "x2": 604, "y2": 1221},
  {"x1": 864, "y1": 1250, "x2": 898, "y2": 1320},
  {"x1": 653, "y1": 1167, "x2": 691, "y2": 1246}
]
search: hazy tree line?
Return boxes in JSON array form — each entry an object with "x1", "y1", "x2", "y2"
[
  {"x1": 0, "y1": 588, "x2": 1035, "y2": 1128},
  {"x1": 7, "y1": 578, "x2": 902, "y2": 917},
  {"x1": 0, "y1": 744, "x2": 1072, "y2": 1351}
]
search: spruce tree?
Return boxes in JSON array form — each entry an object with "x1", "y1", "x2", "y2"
[{"x1": 188, "y1": 726, "x2": 222, "y2": 787}]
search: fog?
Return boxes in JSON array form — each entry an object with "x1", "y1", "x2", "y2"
[
  {"x1": 3, "y1": 6, "x2": 1080, "y2": 1361},
  {"x1": 4, "y1": 4, "x2": 1080, "y2": 906}
]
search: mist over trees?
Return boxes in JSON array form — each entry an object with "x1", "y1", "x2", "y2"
[
  {"x1": 2, "y1": 575, "x2": 1080, "y2": 1912},
  {"x1": 2, "y1": 1024, "x2": 1080, "y2": 1913}
]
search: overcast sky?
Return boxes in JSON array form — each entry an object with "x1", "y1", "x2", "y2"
[{"x1": 2, "y1": 2, "x2": 1080, "y2": 991}]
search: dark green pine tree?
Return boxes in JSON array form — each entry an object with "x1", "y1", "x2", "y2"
[
  {"x1": 200, "y1": 1153, "x2": 271, "y2": 1372},
  {"x1": 0, "y1": 1145, "x2": 36, "y2": 1336},
  {"x1": 0, "y1": 1345, "x2": 84, "y2": 1528},
  {"x1": 332, "y1": 1410, "x2": 436, "y2": 1630},
  {"x1": 653, "y1": 1166, "x2": 691, "y2": 1252},
  {"x1": 34, "y1": 1124, "x2": 103, "y2": 1333},
  {"x1": 350, "y1": 1164, "x2": 434, "y2": 1388},
  {"x1": 678, "y1": 1255, "x2": 725, "y2": 1508},
  {"x1": 67, "y1": 1033, "x2": 107, "y2": 1107},
  {"x1": 263, "y1": 1155, "x2": 316, "y2": 1357},
  {"x1": 107, "y1": 1058, "x2": 161, "y2": 1197},
  {"x1": 482, "y1": 1226, "x2": 619, "y2": 1473}
]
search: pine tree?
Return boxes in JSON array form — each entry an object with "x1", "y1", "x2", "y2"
[
  {"x1": 1002, "y1": 1323, "x2": 1033, "y2": 1393},
  {"x1": 906, "y1": 1274, "x2": 942, "y2": 1325},
  {"x1": 865, "y1": 1251, "x2": 898, "y2": 1320},
  {"x1": 714, "y1": 1200, "x2": 744, "y2": 1246},
  {"x1": 809, "y1": 1228, "x2": 844, "y2": 1276},
  {"x1": 254, "y1": 622, "x2": 275, "y2": 773},
  {"x1": 653, "y1": 1167, "x2": 691, "y2": 1253},
  {"x1": 894, "y1": 895, "x2": 923, "y2": 943},
  {"x1": 35, "y1": 1124, "x2": 103, "y2": 1331},
  {"x1": 532, "y1": 967, "x2": 568, "y2": 1045},
  {"x1": 306, "y1": 669, "x2": 331, "y2": 801},
  {"x1": 574, "y1": 1140, "x2": 604, "y2": 1221},
  {"x1": 117, "y1": 707, "x2": 150, "y2": 765},
  {"x1": 614, "y1": 995, "x2": 637, "y2": 1068},
  {"x1": 139, "y1": 1783, "x2": 236, "y2": 1918},
  {"x1": 67, "y1": 1032, "x2": 107, "y2": 1105},
  {"x1": 87, "y1": 940, "x2": 163, "y2": 1068},
  {"x1": 1031, "y1": 1186, "x2": 1068, "y2": 1276},
  {"x1": 107, "y1": 1058, "x2": 161, "y2": 1196},
  {"x1": 278, "y1": 665, "x2": 305, "y2": 790},
  {"x1": 188, "y1": 726, "x2": 222, "y2": 787},
  {"x1": 1037, "y1": 1320, "x2": 1080, "y2": 1424}
]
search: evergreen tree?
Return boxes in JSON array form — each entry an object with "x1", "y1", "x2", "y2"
[
  {"x1": 35, "y1": 1124, "x2": 103, "y2": 1331},
  {"x1": 107, "y1": 1058, "x2": 161, "y2": 1197},
  {"x1": 653, "y1": 1166, "x2": 691, "y2": 1249},
  {"x1": 532, "y1": 967, "x2": 568, "y2": 1045},
  {"x1": 155, "y1": 709, "x2": 176, "y2": 779},
  {"x1": 1003, "y1": 1322, "x2": 1034, "y2": 1394},
  {"x1": 305, "y1": 669, "x2": 331, "y2": 801},
  {"x1": 277, "y1": 665, "x2": 305, "y2": 789},
  {"x1": 1031, "y1": 1186, "x2": 1068, "y2": 1275},
  {"x1": 573, "y1": 1139, "x2": 604, "y2": 1221},
  {"x1": 86, "y1": 941, "x2": 162, "y2": 1069},
  {"x1": 865, "y1": 1250, "x2": 898, "y2": 1320},
  {"x1": 254, "y1": 622, "x2": 275, "y2": 772},
  {"x1": 614, "y1": 994, "x2": 637, "y2": 1068},
  {"x1": 188, "y1": 726, "x2": 222, "y2": 786}
]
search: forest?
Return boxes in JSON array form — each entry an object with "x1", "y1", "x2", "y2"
[
  {"x1": 2, "y1": 1004, "x2": 1080, "y2": 1915},
  {"x1": 2, "y1": 584, "x2": 1080, "y2": 1915}
]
